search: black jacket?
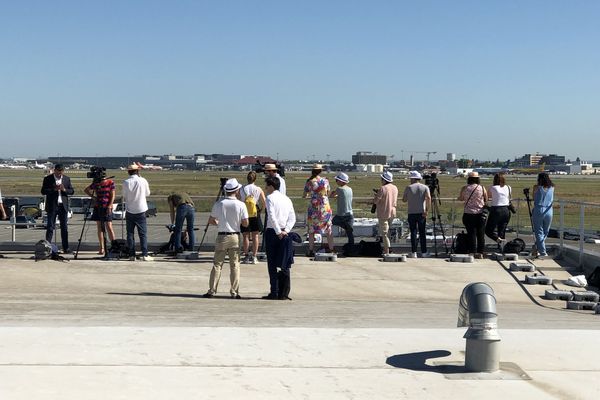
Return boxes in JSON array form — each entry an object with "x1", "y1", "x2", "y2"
[{"x1": 41, "y1": 174, "x2": 75, "y2": 212}]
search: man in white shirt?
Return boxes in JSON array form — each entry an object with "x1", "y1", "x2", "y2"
[
  {"x1": 263, "y1": 175, "x2": 296, "y2": 300},
  {"x1": 122, "y1": 164, "x2": 152, "y2": 261},
  {"x1": 203, "y1": 178, "x2": 249, "y2": 299},
  {"x1": 263, "y1": 163, "x2": 286, "y2": 196}
]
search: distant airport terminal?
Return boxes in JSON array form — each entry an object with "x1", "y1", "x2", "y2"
[{"x1": 0, "y1": 151, "x2": 598, "y2": 175}]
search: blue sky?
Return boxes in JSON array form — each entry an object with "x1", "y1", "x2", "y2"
[{"x1": 1, "y1": 1, "x2": 599, "y2": 162}]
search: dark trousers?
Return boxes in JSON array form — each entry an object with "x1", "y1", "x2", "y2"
[
  {"x1": 408, "y1": 213, "x2": 427, "y2": 253},
  {"x1": 265, "y1": 228, "x2": 294, "y2": 296},
  {"x1": 332, "y1": 214, "x2": 354, "y2": 244},
  {"x1": 126, "y1": 212, "x2": 148, "y2": 256},
  {"x1": 462, "y1": 213, "x2": 486, "y2": 254},
  {"x1": 45, "y1": 206, "x2": 69, "y2": 251},
  {"x1": 174, "y1": 204, "x2": 195, "y2": 251},
  {"x1": 485, "y1": 206, "x2": 510, "y2": 242}
]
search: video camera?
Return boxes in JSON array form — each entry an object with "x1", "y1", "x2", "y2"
[
  {"x1": 87, "y1": 166, "x2": 107, "y2": 182},
  {"x1": 254, "y1": 160, "x2": 285, "y2": 177},
  {"x1": 423, "y1": 172, "x2": 439, "y2": 192},
  {"x1": 523, "y1": 188, "x2": 530, "y2": 197}
]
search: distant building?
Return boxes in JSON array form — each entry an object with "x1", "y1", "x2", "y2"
[
  {"x1": 514, "y1": 153, "x2": 545, "y2": 167},
  {"x1": 351, "y1": 151, "x2": 387, "y2": 165},
  {"x1": 447, "y1": 153, "x2": 456, "y2": 162},
  {"x1": 539, "y1": 154, "x2": 566, "y2": 166}
]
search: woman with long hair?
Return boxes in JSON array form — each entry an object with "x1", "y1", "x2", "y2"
[
  {"x1": 486, "y1": 173, "x2": 512, "y2": 248},
  {"x1": 532, "y1": 172, "x2": 555, "y2": 257},
  {"x1": 458, "y1": 171, "x2": 488, "y2": 258},
  {"x1": 303, "y1": 164, "x2": 334, "y2": 256}
]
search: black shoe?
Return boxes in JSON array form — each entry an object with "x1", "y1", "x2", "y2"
[
  {"x1": 202, "y1": 292, "x2": 214, "y2": 298},
  {"x1": 231, "y1": 294, "x2": 242, "y2": 299},
  {"x1": 261, "y1": 294, "x2": 278, "y2": 300},
  {"x1": 278, "y1": 296, "x2": 292, "y2": 301},
  {"x1": 306, "y1": 250, "x2": 315, "y2": 257},
  {"x1": 62, "y1": 249, "x2": 72, "y2": 254}
]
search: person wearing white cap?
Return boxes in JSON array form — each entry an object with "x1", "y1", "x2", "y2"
[
  {"x1": 331, "y1": 172, "x2": 354, "y2": 245},
  {"x1": 203, "y1": 178, "x2": 249, "y2": 299},
  {"x1": 372, "y1": 171, "x2": 398, "y2": 254},
  {"x1": 263, "y1": 163, "x2": 286, "y2": 196},
  {"x1": 402, "y1": 171, "x2": 432, "y2": 258},
  {"x1": 122, "y1": 163, "x2": 152, "y2": 261}
]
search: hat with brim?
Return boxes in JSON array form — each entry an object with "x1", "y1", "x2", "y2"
[
  {"x1": 468, "y1": 171, "x2": 479, "y2": 178},
  {"x1": 127, "y1": 164, "x2": 140, "y2": 171},
  {"x1": 312, "y1": 163, "x2": 323, "y2": 170},
  {"x1": 263, "y1": 163, "x2": 277, "y2": 171},
  {"x1": 409, "y1": 171, "x2": 422, "y2": 180},
  {"x1": 381, "y1": 171, "x2": 393, "y2": 183},
  {"x1": 335, "y1": 172, "x2": 349, "y2": 183},
  {"x1": 224, "y1": 178, "x2": 242, "y2": 192}
]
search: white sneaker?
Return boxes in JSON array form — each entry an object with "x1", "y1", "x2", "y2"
[
  {"x1": 251, "y1": 256, "x2": 258, "y2": 264},
  {"x1": 421, "y1": 252, "x2": 432, "y2": 258},
  {"x1": 407, "y1": 252, "x2": 417, "y2": 258},
  {"x1": 128, "y1": 256, "x2": 136, "y2": 261},
  {"x1": 141, "y1": 255, "x2": 154, "y2": 262}
]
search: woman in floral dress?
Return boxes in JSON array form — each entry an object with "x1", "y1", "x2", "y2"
[{"x1": 303, "y1": 164, "x2": 334, "y2": 256}]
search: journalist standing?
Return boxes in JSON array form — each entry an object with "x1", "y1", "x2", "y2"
[
  {"x1": 41, "y1": 164, "x2": 74, "y2": 253},
  {"x1": 402, "y1": 171, "x2": 432, "y2": 258},
  {"x1": 372, "y1": 171, "x2": 398, "y2": 255},
  {"x1": 263, "y1": 176, "x2": 296, "y2": 300},
  {"x1": 263, "y1": 163, "x2": 286, "y2": 196},
  {"x1": 331, "y1": 172, "x2": 354, "y2": 245},
  {"x1": 532, "y1": 173, "x2": 555, "y2": 258},
  {"x1": 84, "y1": 172, "x2": 116, "y2": 255},
  {"x1": 485, "y1": 173, "x2": 512, "y2": 248},
  {"x1": 122, "y1": 164, "x2": 152, "y2": 261},
  {"x1": 203, "y1": 179, "x2": 248, "y2": 299},
  {"x1": 167, "y1": 192, "x2": 195, "y2": 253},
  {"x1": 458, "y1": 171, "x2": 488, "y2": 258}
]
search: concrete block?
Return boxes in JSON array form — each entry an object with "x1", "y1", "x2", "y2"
[
  {"x1": 509, "y1": 262, "x2": 535, "y2": 272},
  {"x1": 503, "y1": 253, "x2": 519, "y2": 261},
  {"x1": 596, "y1": 304, "x2": 600, "y2": 314},
  {"x1": 313, "y1": 253, "x2": 337, "y2": 262},
  {"x1": 566, "y1": 301, "x2": 597, "y2": 310},
  {"x1": 490, "y1": 253, "x2": 504, "y2": 261},
  {"x1": 571, "y1": 291, "x2": 600, "y2": 302},
  {"x1": 544, "y1": 289, "x2": 574, "y2": 301},
  {"x1": 450, "y1": 254, "x2": 474, "y2": 263},
  {"x1": 382, "y1": 254, "x2": 407, "y2": 262},
  {"x1": 524, "y1": 274, "x2": 553, "y2": 285}
]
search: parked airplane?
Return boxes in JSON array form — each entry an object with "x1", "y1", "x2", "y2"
[
  {"x1": 135, "y1": 162, "x2": 163, "y2": 170},
  {"x1": 511, "y1": 163, "x2": 546, "y2": 175}
]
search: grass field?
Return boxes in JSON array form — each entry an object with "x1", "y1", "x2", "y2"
[{"x1": 1, "y1": 169, "x2": 599, "y2": 230}]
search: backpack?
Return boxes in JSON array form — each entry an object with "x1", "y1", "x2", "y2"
[
  {"x1": 342, "y1": 243, "x2": 362, "y2": 257},
  {"x1": 244, "y1": 189, "x2": 258, "y2": 218},
  {"x1": 108, "y1": 239, "x2": 130, "y2": 259},
  {"x1": 34, "y1": 240, "x2": 53, "y2": 261},
  {"x1": 586, "y1": 266, "x2": 600, "y2": 288},
  {"x1": 452, "y1": 231, "x2": 469, "y2": 254},
  {"x1": 359, "y1": 240, "x2": 382, "y2": 257},
  {"x1": 503, "y1": 238, "x2": 526, "y2": 254}
]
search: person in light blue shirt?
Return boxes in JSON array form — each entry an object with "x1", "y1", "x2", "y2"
[
  {"x1": 331, "y1": 172, "x2": 354, "y2": 245},
  {"x1": 531, "y1": 173, "x2": 555, "y2": 257}
]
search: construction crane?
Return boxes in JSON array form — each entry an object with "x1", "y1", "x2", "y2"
[{"x1": 406, "y1": 151, "x2": 438, "y2": 164}]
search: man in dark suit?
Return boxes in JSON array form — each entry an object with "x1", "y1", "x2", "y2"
[{"x1": 41, "y1": 164, "x2": 75, "y2": 252}]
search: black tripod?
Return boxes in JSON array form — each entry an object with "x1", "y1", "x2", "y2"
[
  {"x1": 523, "y1": 188, "x2": 537, "y2": 254},
  {"x1": 429, "y1": 182, "x2": 449, "y2": 256},
  {"x1": 197, "y1": 178, "x2": 227, "y2": 251}
]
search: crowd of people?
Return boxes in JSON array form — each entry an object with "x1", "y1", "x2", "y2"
[{"x1": 0, "y1": 162, "x2": 557, "y2": 297}]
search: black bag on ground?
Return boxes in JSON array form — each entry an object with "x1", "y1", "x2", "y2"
[
  {"x1": 452, "y1": 232, "x2": 469, "y2": 254},
  {"x1": 109, "y1": 239, "x2": 130, "y2": 259},
  {"x1": 503, "y1": 238, "x2": 526, "y2": 254},
  {"x1": 34, "y1": 240, "x2": 53, "y2": 261},
  {"x1": 342, "y1": 243, "x2": 362, "y2": 257},
  {"x1": 359, "y1": 240, "x2": 382, "y2": 257},
  {"x1": 586, "y1": 266, "x2": 600, "y2": 288},
  {"x1": 277, "y1": 269, "x2": 291, "y2": 300}
]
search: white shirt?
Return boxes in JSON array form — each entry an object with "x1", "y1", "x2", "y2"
[
  {"x1": 122, "y1": 174, "x2": 151, "y2": 214},
  {"x1": 489, "y1": 185, "x2": 511, "y2": 207},
  {"x1": 275, "y1": 173, "x2": 286, "y2": 196},
  {"x1": 266, "y1": 190, "x2": 296, "y2": 235},
  {"x1": 211, "y1": 196, "x2": 249, "y2": 232},
  {"x1": 55, "y1": 176, "x2": 63, "y2": 204},
  {"x1": 240, "y1": 183, "x2": 265, "y2": 208}
]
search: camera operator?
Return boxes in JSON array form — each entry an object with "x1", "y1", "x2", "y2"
[
  {"x1": 402, "y1": 171, "x2": 432, "y2": 258},
  {"x1": 41, "y1": 164, "x2": 75, "y2": 253},
  {"x1": 122, "y1": 163, "x2": 152, "y2": 261},
  {"x1": 84, "y1": 167, "x2": 116, "y2": 255},
  {"x1": 167, "y1": 191, "x2": 195, "y2": 253},
  {"x1": 263, "y1": 163, "x2": 286, "y2": 196}
]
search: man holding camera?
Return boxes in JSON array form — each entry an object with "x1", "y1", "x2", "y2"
[
  {"x1": 167, "y1": 192, "x2": 195, "y2": 253},
  {"x1": 122, "y1": 163, "x2": 152, "y2": 261},
  {"x1": 84, "y1": 168, "x2": 116, "y2": 255},
  {"x1": 402, "y1": 171, "x2": 432, "y2": 258},
  {"x1": 41, "y1": 164, "x2": 75, "y2": 253},
  {"x1": 203, "y1": 178, "x2": 248, "y2": 299}
]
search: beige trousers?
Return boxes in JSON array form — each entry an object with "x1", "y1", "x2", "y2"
[
  {"x1": 378, "y1": 217, "x2": 394, "y2": 253},
  {"x1": 208, "y1": 234, "x2": 241, "y2": 296}
]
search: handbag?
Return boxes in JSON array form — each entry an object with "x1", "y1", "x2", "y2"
[{"x1": 507, "y1": 187, "x2": 517, "y2": 214}]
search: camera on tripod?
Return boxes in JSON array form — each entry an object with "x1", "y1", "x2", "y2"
[
  {"x1": 87, "y1": 166, "x2": 107, "y2": 182},
  {"x1": 254, "y1": 160, "x2": 286, "y2": 177},
  {"x1": 523, "y1": 187, "x2": 530, "y2": 196},
  {"x1": 423, "y1": 172, "x2": 439, "y2": 193}
]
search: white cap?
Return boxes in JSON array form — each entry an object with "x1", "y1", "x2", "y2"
[
  {"x1": 381, "y1": 171, "x2": 393, "y2": 183},
  {"x1": 335, "y1": 172, "x2": 349, "y2": 183},
  {"x1": 409, "y1": 171, "x2": 422, "y2": 180},
  {"x1": 224, "y1": 178, "x2": 242, "y2": 192}
]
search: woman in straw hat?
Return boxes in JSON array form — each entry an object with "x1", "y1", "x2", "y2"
[{"x1": 303, "y1": 164, "x2": 334, "y2": 256}]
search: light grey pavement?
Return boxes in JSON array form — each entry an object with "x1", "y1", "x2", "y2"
[{"x1": 0, "y1": 252, "x2": 599, "y2": 399}]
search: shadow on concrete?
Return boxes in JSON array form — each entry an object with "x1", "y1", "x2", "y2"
[
  {"x1": 386, "y1": 350, "x2": 465, "y2": 374},
  {"x1": 107, "y1": 292, "x2": 255, "y2": 300}
]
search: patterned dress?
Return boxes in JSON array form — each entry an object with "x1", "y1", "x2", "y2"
[{"x1": 304, "y1": 176, "x2": 333, "y2": 234}]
